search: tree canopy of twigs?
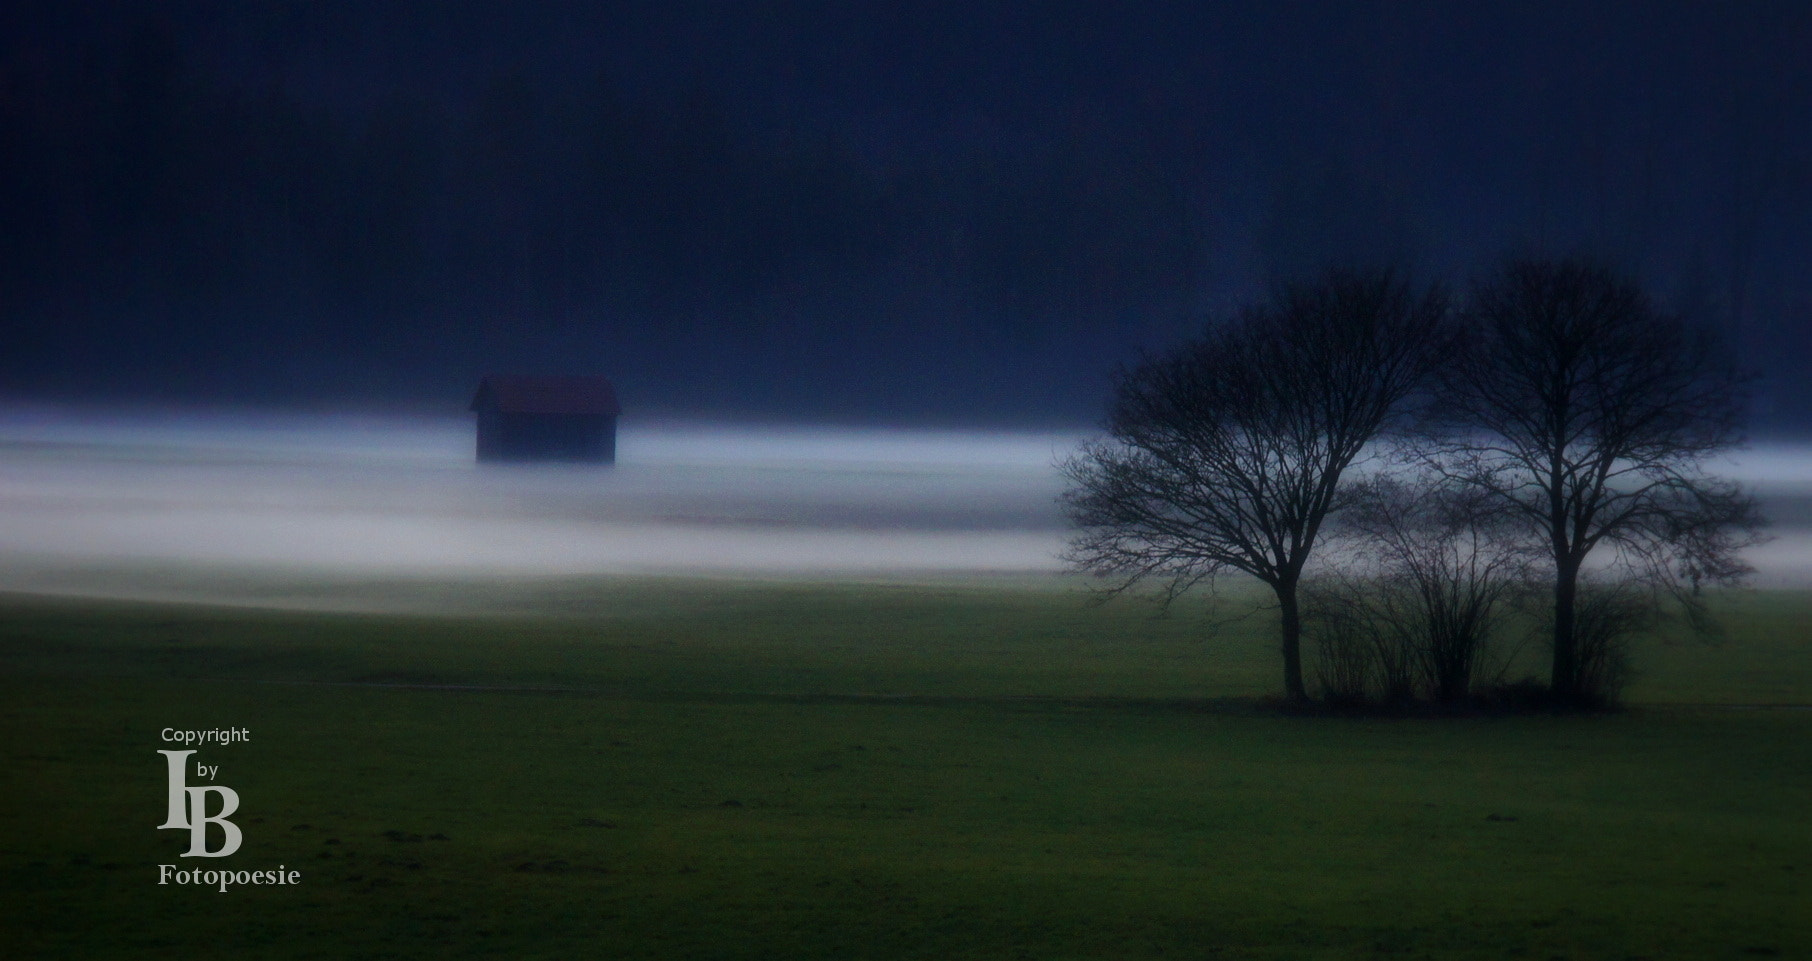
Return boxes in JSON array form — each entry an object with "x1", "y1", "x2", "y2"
[
  {"x1": 1423, "y1": 257, "x2": 1766, "y2": 703},
  {"x1": 1062, "y1": 268, "x2": 1448, "y2": 702}
]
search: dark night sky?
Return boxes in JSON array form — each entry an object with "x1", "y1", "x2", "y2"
[{"x1": 3, "y1": 1, "x2": 1809, "y2": 428}]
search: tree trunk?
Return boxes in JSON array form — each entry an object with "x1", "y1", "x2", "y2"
[
  {"x1": 1437, "y1": 659, "x2": 1466, "y2": 705},
  {"x1": 1551, "y1": 556, "x2": 1581, "y2": 702},
  {"x1": 1277, "y1": 579, "x2": 1308, "y2": 703}
]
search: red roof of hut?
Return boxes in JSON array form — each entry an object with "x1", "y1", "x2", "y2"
[{"x1": 470, "y1": 375, "x2": 621, "y2": 416}]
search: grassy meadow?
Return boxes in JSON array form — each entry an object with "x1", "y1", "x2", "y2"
[{"x1": 3, "y1": 578, "x2": 1809, "y2": 959}]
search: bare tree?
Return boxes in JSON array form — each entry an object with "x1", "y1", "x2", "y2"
[
  {"x1": 1307, "y1": 476, "x2": 1535, "y2": 705},
  {"x1": 1426, "y1": 257, "x2": 1765, "y2": 703},
  {"x1": 1302, "y1": 577, "x2": 1383, "y2": 704},
  {"x1": 1063, "y1": 268, "x2": 1447, "y2": 702},
  {"x1": 1566, "y1": 575, "x2": 1658, "y2": 704},
  {"x1": 1302, "y1": 566, "x2": 1420, "y2": 704}
]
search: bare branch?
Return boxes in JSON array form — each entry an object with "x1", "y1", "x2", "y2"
[
  {"x1": 1063, "y1": 267, "x2": 1449, "y2": 701},
  {"x1": 1418, "y1": 256, "x2": 1766, "y2": 702}
]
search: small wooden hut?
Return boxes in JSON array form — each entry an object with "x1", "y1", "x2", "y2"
[{"x1": 469, "y1": 375, "x2": 620, "y2": 464}]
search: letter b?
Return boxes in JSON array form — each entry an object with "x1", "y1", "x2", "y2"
[{"x1": 183, "y1": 786, "x2": 242, "y2": 857}]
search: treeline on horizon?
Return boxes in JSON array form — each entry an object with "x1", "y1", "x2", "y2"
[
  {"x1": 2, "y1": 11, "x2": 1806, "y2": 428},
  {"x1": 0, "y1": 17, "x2": 1198, "y2": 418}
]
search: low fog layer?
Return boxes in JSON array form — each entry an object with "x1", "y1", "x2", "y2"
[
  {"x1": 2, "y1": 409, "x2": 1809, "y2": 609},
  {"x1": 0, "y1": 410, "x2": 1077, "y2": 603}
]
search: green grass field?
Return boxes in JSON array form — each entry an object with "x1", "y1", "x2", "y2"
[{"x1": 4, "y1": 579, "x2": 1809, "y2": 959}]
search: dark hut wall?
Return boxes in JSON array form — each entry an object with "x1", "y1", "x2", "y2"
[
  {"x1": 476, "y1": 411, "x2": 616, "y2": 462},
  {"x1": 469, "y1": 374, "x2": 621, "y2": 464}
]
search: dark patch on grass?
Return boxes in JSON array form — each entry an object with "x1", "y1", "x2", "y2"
[
  {"x1": 1278, "y1": 689, "x2": 1631, "y2": 719},
  {"x1": 513, "y1": 860, "x2": 608, "y2": 874}
]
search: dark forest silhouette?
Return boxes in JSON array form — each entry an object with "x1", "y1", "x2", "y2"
[{"x1": 3, "y1": 7, "x2": 1807, "y2": 426}]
